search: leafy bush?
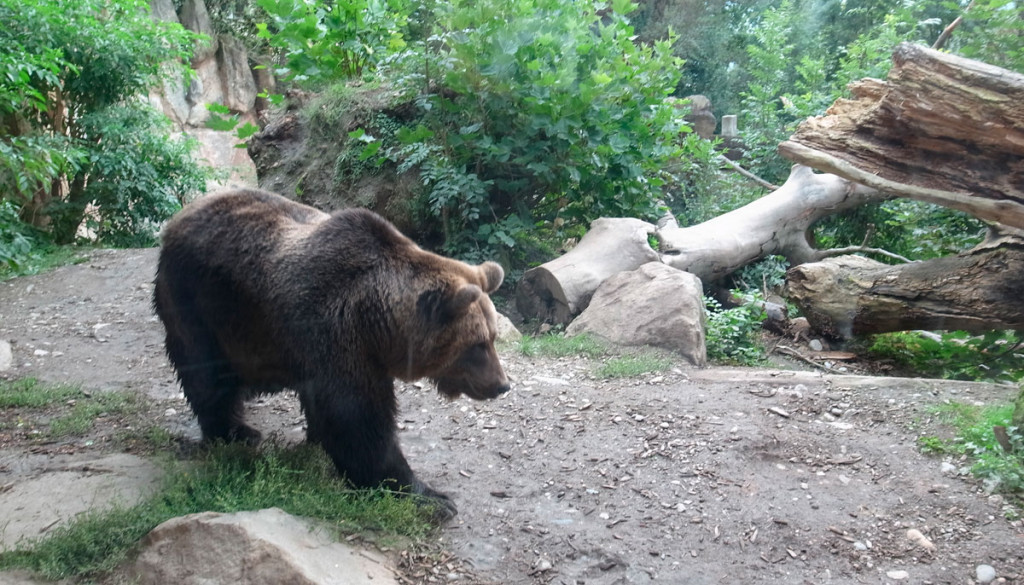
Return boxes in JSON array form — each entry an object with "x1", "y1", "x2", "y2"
[
  {"x1": 72, "y1": 106, "x2": 207, "y2": 247},
  {"x1": 704, "y1": 293, "x2": 767, "y2": 365},
  {"x1": 0, "y1": 0, "x2": 205, "y2": 246},
  {"x1": 922, "y1": 402, "x2": 1024, "y2": 496},
  {"x1": 373, "y1": 0, "x2": 690, "y2": 259},
  {"x1": 256, "y1": 0, "x2": 411, "y2": 82},
  {"x1": 867, "y1": 330, "x2": 1024, "y2": 384}
]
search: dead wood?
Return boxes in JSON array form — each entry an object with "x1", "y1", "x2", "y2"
[
  {"x1": 779, "y1": 42, "x2": 1024, "y2": 229},
  {"x1": 515, "y1": 218, "x2": 658, "y2": 324},
  {"x1": 785, "y1": 233, "x2": 1024, "y2": 339}
]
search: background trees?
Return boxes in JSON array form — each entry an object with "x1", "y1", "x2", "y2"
[{"x1": 0, "y1": 0, "x2": 208, "y2": 271}]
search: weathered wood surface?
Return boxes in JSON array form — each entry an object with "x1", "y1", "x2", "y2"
[
  {"x1": 515, "y1": 218, "x2": 658, "y2": 325},
  {"x1": 785, "y1": 235, "x2": 1024, "y2": 339},
  {"x1": 779, "y1": 42, "x2": 1024, "y2": 229},
  {"x1": 658, "y1": 165, "x2": 884, "y2": 281}
]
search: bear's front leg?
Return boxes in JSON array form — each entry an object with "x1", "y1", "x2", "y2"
[{"x1": 307, "y1": 386, "x2": 457, "y2": 522}]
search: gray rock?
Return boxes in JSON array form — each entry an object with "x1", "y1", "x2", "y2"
[
  {"x1": 496, "y1": 312, "x2": 522, "y2": 343},
  {"x1": 217, "y1": 35, "x2": 257, "y2": 113},
  {"x1": 179, "y1": 0, "x2": 218, "y2": 63},
  {"x1": 148, "y1": 0, "x2": 179, "y2": 23},
  {"x1": 133, "y1": 508, "x2": 398, "y2": 585},
  {"x1": 0, "y1": 339, "x2": 12, "y2": 371},
  {"x1": 976, "y1": 564, "x2": 997, "y2": 583},
  {"x1": 566, "y1": 262, "x2": 706, "y2": 366},
  {"x1": 0, "y1": 453, "x2": 162, "y2": 551}
]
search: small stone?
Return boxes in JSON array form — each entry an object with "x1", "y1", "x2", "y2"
[
  {"x1": 941, "y1": 461, "x2": 957, "y2": 475},
  {"x1": 809, "y1": 339, "x2": 824, "y2": 351},
  {"x1": 905, "y1": 528, "x2": 935, "y2": 551},
  {"x1": 163, "y1": 408, "x2": 177, "y2": 417},
  {"x1": 854, "y1": 541, "x2": 868, "y2": 551},
  {"x1": 886, "y1": 569, "x2": 909, "y2": 580},
  {"x1": 33, "y1": 349, "x2": 50, "y2": 356},
  {"x1": 976, "y1": 564, "x2": 997, "y2": 583},
  {"x1": 0, "y1": 340, "x2": 12, "y2": 371}
]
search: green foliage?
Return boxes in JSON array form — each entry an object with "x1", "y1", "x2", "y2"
[
  {"x1": 705, "y1": 293, "x2": 768, "y2": 365},
  {"x1": 0, "y1": 378, "x2": 143, "y2": 439},
  {"x1": 0, "y1": 378, "x2": 83, "y2": 408},
  {"x1": 71, "y1": 106, "x2": 207, "y2": 247},
  {"x1": 374, "y1": 0, "x2": 689, "y2": 259},
  {"x1": 867, "y1": 330, "x2": 1024, "y2": 384},
  {"x1": 595, "y1": 352, "x2": 673, "y2": 379},
  {"x1": 256, "y1": 0, "x2": 411, "y2": 83},
  {"x1": 0, "y1": 442, "x2": 434, "y2": 580},
  {"x1": 955, "y1": 0, "x2": 1024, "y2": 73},
  {"x1": 922, "y1": 402, "x2": 1024, "y2": 496},
  {"x1": 813, "y1": 199, "x2": 985, "y2": 262},
  {"x1": 517, "y1": 333, "x2": 607, "y2": 358},
  {"x1": 0, "y1": 0, "x2": 206, "y2": 246}
]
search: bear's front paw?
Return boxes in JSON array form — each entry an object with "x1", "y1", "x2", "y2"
[
  {"x1": 413, "y1": 481, "x2": 458, "y2": 523},
  {"x1": 418, "y1": 491, "x2": 458, "y2": 523}
]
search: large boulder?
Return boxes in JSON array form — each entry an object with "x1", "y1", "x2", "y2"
[
  {"x1": 132, "y1": 508, "x2": 398, "y2": 585},
  {"x1": 217, "y1": 35, "x2": 257, "y2": 114},
  {"x1": 566, "y1": 262, "x2": 707, "y2": 366}
]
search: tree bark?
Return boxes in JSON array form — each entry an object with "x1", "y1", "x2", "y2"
[
  {"x1": 515, "y1": 218, "x2": 659, "y2": 324},
  {"x1": 658, "y1": 165, "x2": 884, "y2": 282},
  {"x1": 779, "y1": 42, "x2": 1024, "y2": 229},
  {"x1": 515, "y1": 166, "x2": 887, "y2": 325},
  {"x1": 785, "y1": 233, "x2": 1024, "y2": 339}
]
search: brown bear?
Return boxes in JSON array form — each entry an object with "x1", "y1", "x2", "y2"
[{"x1": 153, "y1": 188, "x2": 509, "y2": 520}]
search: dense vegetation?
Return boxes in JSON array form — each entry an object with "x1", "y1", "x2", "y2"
[
  {"x1": 2, "y1": 0, "x2": 1022, "y2": 380},
  {"x1": 0, "y1": 0, "x2": 209, "y2": 275}
]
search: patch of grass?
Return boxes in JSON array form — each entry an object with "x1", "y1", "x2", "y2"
[
  {"x1": 595, "y1": 352, "x2": 673, "y2": 379},
  {"x1": 48, "y1": 391, "x2": 141, "y2": 439},
  {"x1": 0, "y1": 378, "x2": 144, "y2": 439},
  {"x1": 0, "y1": 442, "x2": 436, "y2": 581},
  {"x1": 867, "y1": 330, "x2": 1024, "y2": 383},
  {"x1": 921, "y1": 402, "x2": 1024, "y2": 496},
  {"x1": 0, "y1": 244, "x2": 91, "y2": 282},
  {"x1": 0, "y1": 378, "x2": 82, "y2": 408},
  {"x1": 517, "y1": 333, "x2": 607, "y2": 358}
]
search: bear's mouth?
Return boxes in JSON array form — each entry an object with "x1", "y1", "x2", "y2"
[{"x1": 434, "y1": 376, "x2": 510, "y2": 401}]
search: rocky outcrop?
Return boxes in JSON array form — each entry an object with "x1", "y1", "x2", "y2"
[
  {"x1": 132, "y1": 508, "x2": 398, "y2": 585},
  {"x1": 148, "y1": 0, "x2": 259, "y2": 188},
  {"x1": 566, "y1": 262, "x2": 707, "y2": 366}
]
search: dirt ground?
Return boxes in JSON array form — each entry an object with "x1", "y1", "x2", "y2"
[{"x1": 1, "y1": 248, "x2": 1022, "y2": 584}]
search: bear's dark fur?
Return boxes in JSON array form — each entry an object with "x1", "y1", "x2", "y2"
[{"x1": 153, "y1": 188, "x2": 509, "y2": 519}]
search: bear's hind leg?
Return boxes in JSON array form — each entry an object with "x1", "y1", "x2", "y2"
[{"x1": 165, "y1": 329, "x2": 262, "y2": 445}]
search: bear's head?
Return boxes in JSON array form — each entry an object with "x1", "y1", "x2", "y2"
[{"x1": 397, "y1": 260, "x2": 510, "y2": 401}]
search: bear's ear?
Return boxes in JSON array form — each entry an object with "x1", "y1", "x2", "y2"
[
  {"x1": 478, "y1": 261, "x2": 504, "y2": 293},
  {"x1": 418, "y1": 285, "x2": 482, "y2": 323},
  {"x1": 446, "y1": 284, "x2": 483, "y2": 318}
]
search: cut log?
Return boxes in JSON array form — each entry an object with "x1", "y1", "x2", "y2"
[
  {"x1": 658, "y1": 165, "x2": 884, "y2": 282},
  {"x1": 779, "y1": 42, "x2": 1024, "y2": 229},
  {"x1": 785, "y1": 234, "x2": 1024, "y2": 339},
  {"x1": 515, "y1": 218, "x2": 658, "y2": 324}
]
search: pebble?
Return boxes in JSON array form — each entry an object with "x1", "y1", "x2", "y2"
[
  {"x1": 886, "y1": 570, "x2": 909, "y2": 580},
  {"x1": 976, "y1": 564, "x2": 996, "y2": 583},
  {"x1": 809, "y1": 339, "x2": 824, "y2": 351},
  {"x1": 905, "y1": 528, "x2": 935, "y2": 551},
  {"x1": 941, "y1": 461, "x2": 957, "y2": 475}
]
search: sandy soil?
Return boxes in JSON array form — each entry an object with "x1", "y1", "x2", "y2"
[{"x1": 1, "y1": 248, "x2": 1022, "y2": 584}]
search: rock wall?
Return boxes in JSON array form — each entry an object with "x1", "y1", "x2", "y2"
[{"x1": 148, "y1": 0, "x2": 262, "y2": 189}]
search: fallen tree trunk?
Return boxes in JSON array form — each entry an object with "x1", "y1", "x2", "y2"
[
  {"x1": 515, "y1": 218, "x2": 658, "y2": 324},
  {"x1": 658, "y1": 165, "x2": 885, "y2": 281},
  {"x1": 785, "y1": 232, "x2": 1024, "y2": 338},
  {"x1": 779, "y1": 42, "x2": 1024, "y2": 229},
  {"x1": 516, "y1": 166, "x2": 886, "y2": 325}
]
